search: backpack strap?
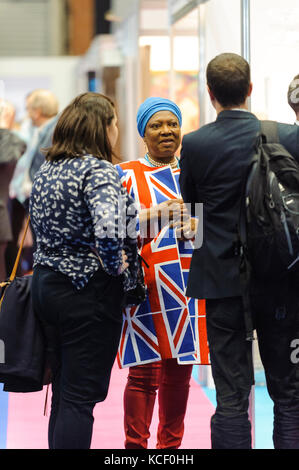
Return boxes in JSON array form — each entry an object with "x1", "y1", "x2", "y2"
[
  {"x1": 237, "y1": 166, "x2": 256, "y2": 342},
  {"x1": 260, "y1": 120, "x2": 279, "y2": 144}
]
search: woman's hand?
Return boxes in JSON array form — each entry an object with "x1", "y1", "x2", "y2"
[
  {"x1": 158, "y1": 198, "x2": 187, "y2": 224},
  {"x1": 117, "y1": 250, "x2": 129, "y2": 275},
  {"x1": 173, "y1": 217, "x2": 199, "y2": 241},
  {"x1": 139, "y1": 198, "x2": 192, "y2": 239}
]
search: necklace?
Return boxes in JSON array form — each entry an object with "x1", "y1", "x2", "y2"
[{"x1": 145, "y1": 153, "x2": 179, "y2": 169}]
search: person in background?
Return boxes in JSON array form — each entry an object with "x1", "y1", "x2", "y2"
[
  {"x1": 179, "y1": 52, "x2": 299, "y2": 449},
  {"x1": 116, "y1": 97, "x2": 208, "y2": 449},
  {"x1": 0, "y1": 100, "x2": 26, "y2": 282},
  {"x1": 27, "y1": 90, "x2": 60, "y2": 183},
  {"x1": 10, "y1": 89, "x2": 59, "y2": 209},
  {"x1": 29, "y1": 92, "x2": 138, "y2": 449},
  {"x1": 287, "y1": 74, "x2": 299, "y2": 125},
  {"x1": 6, "y1": 89, "x2": 59, "y2": 276}
]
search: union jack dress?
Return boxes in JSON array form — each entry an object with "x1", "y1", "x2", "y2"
[{"x1": 115, "y1": 157, "x2": 209, "y2": 368}]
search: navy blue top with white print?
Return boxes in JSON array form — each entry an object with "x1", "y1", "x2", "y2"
[{"x1": 29, "y1": 155, "x2": 138, "y2": 291}]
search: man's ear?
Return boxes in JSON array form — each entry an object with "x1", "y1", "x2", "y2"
[
  {"x1": 207, "y1": 86, "x2": 215, "y2": 102},
  {"x1": 247, "y1": 82, "x2": 253, "y2": 97}
]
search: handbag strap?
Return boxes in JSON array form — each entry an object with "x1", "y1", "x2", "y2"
[
  {"x1": 0, "y1": 215, "x2": 31, "y2": 287},
  {"x1": 9, "y1": 215, "x2": 31, "y2": 282},
  {"x1": 0, "y1": 216, "x2": 31, "y2": 309}
]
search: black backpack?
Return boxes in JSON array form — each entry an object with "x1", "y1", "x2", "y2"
[{"x1": 238, "y1": 120, "x2": 299, "y2": 339}]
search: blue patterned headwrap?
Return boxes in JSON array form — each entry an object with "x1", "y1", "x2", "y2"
[{"x1": 136, "y1": 97, "x2": 182, "y2": 137}]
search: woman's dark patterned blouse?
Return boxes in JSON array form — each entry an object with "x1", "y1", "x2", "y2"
[{"x1": 29, "y1": 155, "x2": 138, "y2": 290}]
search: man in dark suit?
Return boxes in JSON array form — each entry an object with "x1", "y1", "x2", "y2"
[{"x1": 179, "y1": 52, "x2": 299, "y2": 449}]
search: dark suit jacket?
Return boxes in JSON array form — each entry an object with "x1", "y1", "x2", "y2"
[{"x1": 179, "y1": 110, "x2": 299, "y2": 300}]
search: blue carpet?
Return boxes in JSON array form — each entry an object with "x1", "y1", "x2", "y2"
[
  {"x1": 254, "y1": 386, "x2": 273, "y2": 449},
  {"x1": 193, "y1": 366, "x2": 274, "y2": 449},
  {"x1": 0, "y1": 384, "x2": 8, "y2": 449}
]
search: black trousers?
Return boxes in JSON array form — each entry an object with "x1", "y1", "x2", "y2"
[
  {"x1": 32, "y1": 265, "x2": 124, "y2": 449},
  {"x1": 206, "y1": 275, "x2": 299, "y2": 449}
]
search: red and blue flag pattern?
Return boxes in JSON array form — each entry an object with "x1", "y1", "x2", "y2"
[{"x1": 115, "y1": 159, "x2": 209, "y2": 368}]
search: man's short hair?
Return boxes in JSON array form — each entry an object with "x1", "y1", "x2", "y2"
[
  {"x1": 287, "y1": 75, "x2": 299, "y2": 113},
  {"x1": 206, "y1": 53, "x2": 251, "y2": 108},
  {"x1": 27, "y1": 89, "x2": 59, "y2": 118}
]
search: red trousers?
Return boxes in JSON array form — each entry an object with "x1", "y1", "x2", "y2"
[{"x1": 123, "y1": 358, "x2": 193, "y2": 449}]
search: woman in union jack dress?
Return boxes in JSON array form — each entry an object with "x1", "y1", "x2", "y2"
[{"x1": 115, "y1": 97, "x2": 209, "y2": 449}]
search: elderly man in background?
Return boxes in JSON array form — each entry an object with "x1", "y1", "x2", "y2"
[
  {"x1": 10, "y1": 89, "x2": 59, "y2": 207},
  {"x1": 6, "y1": 89, "x2": 59, "y2": 276}
]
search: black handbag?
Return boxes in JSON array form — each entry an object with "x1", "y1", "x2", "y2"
[
  {"x1": 0, "y1": 217, "x2": 47, "y2": 393},
  {"x1": 125, "y1": 254, "x2": 148, "y2": 307}
]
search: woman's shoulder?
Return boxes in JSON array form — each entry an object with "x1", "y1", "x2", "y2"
[
  {"x1": 81, "y1": 156, "x2": 123, "y2": 191},
  {"x1": 37, "y1": 155, "x2": 117, "y2": 180},
  {"x1": 65, "y1": 155, "x2": 117, "y2": 178},
  {"x1": 82, "y1": 154, "x2": 113, "y2": 168}
]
